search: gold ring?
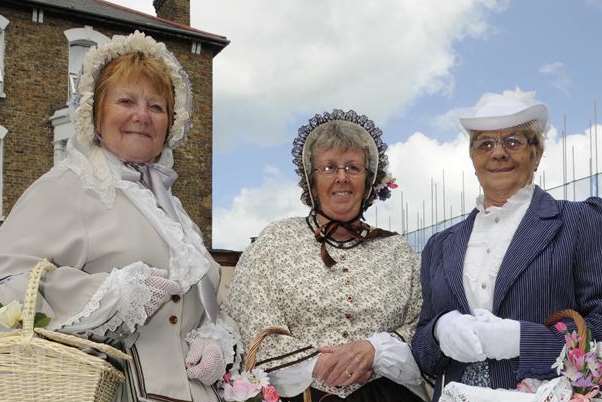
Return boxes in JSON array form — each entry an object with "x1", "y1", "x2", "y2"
[{"x1": 345, "y1": 369, "x2": 352, "y2": 378}]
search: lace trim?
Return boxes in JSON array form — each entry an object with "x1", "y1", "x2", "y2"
[
  {"x1": 59, "y1": 261, "x2": 154, "y2": 336},
  {"x1": 186, "y1": 315, "x2": 243, "y2": 371},
  {"x1": 64, "y1": 31, "x2": 192, "y2": 208},
  {"x1": 58, "y1": 142, "x2": 121, "y2": 208},
  {"x1": 117, "y1": 179, "x2": 213, "y2": 292}
]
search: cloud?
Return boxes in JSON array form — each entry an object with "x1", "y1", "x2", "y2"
[
  {"x1": 212, "y1": 166, "x2": 309, "y2": 250},
  {"x1": 214, "y1": 124, "x2": 602, "y2": 250},
  {"x1": 115, "y1": 0, "x2": 155, "y2": 14},
  {"x1": 213, "y1": 87, "x2": 602, "y2": 251},
  {"x1": 433, "y1": 107, "x2": 473, "y2": 132},
  {"x1": 539, "y1": 62, "x2": 572, "y2": 95},
  {"x1": 585, "y1": 0, "x2": 602, "y2": 9},
  {"x1": 190, "y1": 0, "x2": 508, "y2": 149}
]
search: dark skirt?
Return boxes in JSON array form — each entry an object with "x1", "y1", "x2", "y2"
[{"x1": 281, "y1": 378, "x2": 424, "y2": 402}]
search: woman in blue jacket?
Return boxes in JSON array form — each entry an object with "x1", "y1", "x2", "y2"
[{"x1": 412, "y1": 91, "x2": 602, "y2": 400}]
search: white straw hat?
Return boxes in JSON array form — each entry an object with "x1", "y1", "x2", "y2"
[{"x1": 459, "y1": 91, "x2": 549, "y2": 133}]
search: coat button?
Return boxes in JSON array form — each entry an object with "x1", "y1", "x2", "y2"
[
  {"x1": 342, "y1": 268, "x2": 349, "y2": 273},
  {"x1": 345, "y1": 313, "x2": 353, "y2": 320},
  {"x1": 494, "y1": 217, "x2": 500, "y2": 223},
  {"x1": 347, "y1": 296, "x2": 353, "y2": 303},
  {"x1": 169, "y1": 315, "x2": 178, "y2": 324},
  {"x1": 342, "y1": 331, "x2": 349, "y2": 338},
  {"x1": 171, "y1": 294, "x2": 181, "y2": 303}
]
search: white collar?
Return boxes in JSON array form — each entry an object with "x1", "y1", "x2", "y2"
[{"x1": 476, "y1": 184, "x2": 534, "y2": 214}]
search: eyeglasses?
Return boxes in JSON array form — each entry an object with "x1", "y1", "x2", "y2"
[
  {"x1": 313, "y1": 163, "x2": 366, "y2": 176},
  {"x1": 471, "y1": 134, "x2": 537, "y2": 154}
]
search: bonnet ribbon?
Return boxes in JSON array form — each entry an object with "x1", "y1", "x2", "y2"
[
  {"x1": 312, "y1": 209, "x2": 396, "y2": 268},
  {"x1": 123, "y1": 162, "x2": 219, "y2": 322}
]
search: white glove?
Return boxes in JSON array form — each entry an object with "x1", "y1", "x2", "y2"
[
  {"x1": 473, "y1": 308, "x2": 520, "y2": 360},
  {"x1": 434, "y1": 310, "x2": 486, "y2": 363},
  {"x1": 143, "y1": 268, "x2": 182, "y2": 317},
  {"x1": 185, "y1": 338, "x2": 226, "y2": 385}
]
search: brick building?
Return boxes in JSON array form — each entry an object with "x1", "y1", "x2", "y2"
[{"x1": 0, "y1": 0, "x2": 229, "y2": 247}]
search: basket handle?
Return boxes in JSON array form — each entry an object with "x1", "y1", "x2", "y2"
[
  {"x1": 244, "y1": 326, "x2": 312, "y2": 402},
  {"x1": 21, "y1": 259, "x2": 56, "y2": 341},
  {"x1": 545, "y1": 309, "x2": 588, "y2": 350},
  {"x1": 244, "y1": 326, "x2": 291, "y2": 371}
]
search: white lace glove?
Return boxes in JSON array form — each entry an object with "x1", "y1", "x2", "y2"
[
  {"x1": 473, "y1": 308, "x2": 520, "y2": 360},
  {"x1": 434, "y1": 310, "x2": 486, "y2": 363},
  {"x1": 143, "y1": 268, "x2": 182, "y2": 317},
  {"x1": 185, "y1": 337, "x2": 226, "y2": 385}
]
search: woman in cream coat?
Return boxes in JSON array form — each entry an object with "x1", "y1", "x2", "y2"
[{"x1": 0, "y1": 31, "x2": 240, "y2": 402}]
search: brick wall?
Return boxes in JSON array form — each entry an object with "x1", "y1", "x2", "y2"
[
  {"x1": 0, "y1": 4, "x2": 214, "y2": 245},
  {"x1": 154, "y1": 0, "x2": 190, "y2": 26}
]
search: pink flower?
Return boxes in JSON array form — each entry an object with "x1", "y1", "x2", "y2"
[
  {"x1": 262, "y1": 385, "x2": 280, "y2": 402},
  {"x1": 555, "y1": 322, "x2": 568, "y2": 333},
  {"x1": 387, "y1": 180, "x2": 398, "y2": 189},
  {"x1": 566, "y1": 331, "x2": 580, "y2": 349},
  {"x1": 222, "y1": 377, "x2": 261, "y2": 402},
  {"x1": 569, "y1": 348, "x2": 586, "y2": 371},
  {"x1": 223, "y1": 372, "x2": 232, "y2": 384}
]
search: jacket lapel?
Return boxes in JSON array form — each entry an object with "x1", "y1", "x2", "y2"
[
  {"x1": 443, "y1": 209, "x2": 478, "y2": 313},
  {"x1": 492, "y1": 187, "x2": 562, "y2": 314}
]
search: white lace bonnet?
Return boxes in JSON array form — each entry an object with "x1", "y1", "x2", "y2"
[{"x1": 66, "y1": 31, "x2": 193, "y2": 206}]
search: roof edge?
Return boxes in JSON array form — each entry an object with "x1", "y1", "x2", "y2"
[{"x1": 13, "y1": 0, "x2": 230, "y2": 51}]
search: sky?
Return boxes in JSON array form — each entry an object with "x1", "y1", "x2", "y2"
[{"x1": 117, "y1": 0, "x2": 602, "y2": 251}]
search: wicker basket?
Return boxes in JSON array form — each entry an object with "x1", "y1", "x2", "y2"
[
  {"x1": 545, "y1": 309, "x2": 588, "y2": 350},
  {"x1": 0, "y1": 259, "x2": 131, "y2": 402},
  {"x1": 246, "y1": 326, "x2": 312, "y2": 402}
]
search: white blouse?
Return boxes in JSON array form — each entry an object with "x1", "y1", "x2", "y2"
[{"x1": 463, "y1": 185, "x2": 534, "y2": 312}]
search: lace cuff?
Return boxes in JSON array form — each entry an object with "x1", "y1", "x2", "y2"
[
  {"x1": 186, "y1": 313, "x2": 243, "y2": 372},
  {"x1": 368, "y1": 332, "x2": 422, "y2": 386},
  {"x1": 59, "y1": 261, "x2": 156, "y2": 337},
  {"x1": 268, "y1": 357, "x2": 316, "y2": 397}
]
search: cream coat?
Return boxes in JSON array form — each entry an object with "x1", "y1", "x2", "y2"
[{"x1": 0, "y1": 167, "x2": 221, "y2": 402}]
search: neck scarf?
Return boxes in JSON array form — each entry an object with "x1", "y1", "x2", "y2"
[{"x1": 308, "y1": 209, "x2": 397, "y2": 268}]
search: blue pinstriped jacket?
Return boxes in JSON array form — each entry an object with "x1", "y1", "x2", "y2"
[{"x1": 411, "y1": 186, "x2": 602, "y2": 401}]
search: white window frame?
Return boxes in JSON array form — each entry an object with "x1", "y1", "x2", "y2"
[
  {"x1": 64, "y1": 26, "x2": 109, "y2": 102},
  {"x1": 0, "y1": 125, "x2": 8, "y2": 220},
  {"x1": 191, "y1": 41, "x2": 202, "y2": 55},
  {"x1": 0, "y1": 15, "x2": 10, "y2": 98},
  {"x1": 32, "y1": 8, "x2": 44, "y2": 24}
]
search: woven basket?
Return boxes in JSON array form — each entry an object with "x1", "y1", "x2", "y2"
[
  {"x1": 545, "y1": 309, "x2": 588, "y2": 350},
  {"x1": 0, "y1": 259, "x2": 131, "y2": 402},
  {"x1": 245, "y1": 326, "x2": 312, "y2": 402}
]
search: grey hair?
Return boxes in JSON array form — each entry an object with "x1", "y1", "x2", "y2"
[
  {"x1": 469, "y1": 119, "x2": 545, "y2": 157},
  {"x1": 307, "y1": 120, "x2": 375, "y2": 196}
]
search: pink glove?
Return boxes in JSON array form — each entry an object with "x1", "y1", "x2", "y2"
[
  {"x1": 143, "y1": 269, "x2": 182, "y2": 317},
  {"x1": 185, "y1": 338, "x2": 226, "y2": 385}
]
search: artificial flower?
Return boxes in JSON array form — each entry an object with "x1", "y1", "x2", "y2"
[
  {"x1": 222, "y1": 376, "x2": 261, "y2": 402},
  {"x1": 262, "y1": 385, "x2": 280, "y2": 402},
  {"x1": 0, "y1": 300, "x2": 22, "y2": 328},
  {"x1": 221, "y1": 368, "x2": 282, "y2": 402},
  {"x1": 554, "y1": 322, "x2": 602, "y2": 399}
]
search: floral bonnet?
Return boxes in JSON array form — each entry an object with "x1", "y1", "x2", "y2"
[{"x1": 292, "y1": 109, "x2": 396, "y2": 212}]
